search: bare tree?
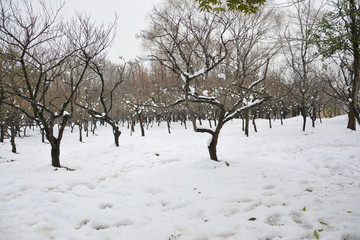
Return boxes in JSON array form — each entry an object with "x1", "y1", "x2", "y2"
[
  {"x1": 280, "y1": 0, "x2": 325, "y2": 131},
  {"x1": 141, "y1": 0, "x2": 275, "y2": 161},
  {"x1": 76, "y1": 59, "x2": 132, "y2": 146},
  {"x1": 0, "y1": 0, "x2": 116, "y2": 167}
]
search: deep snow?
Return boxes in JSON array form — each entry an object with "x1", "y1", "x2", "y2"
[{"x1": 0, "y1": 116, "x2": 359, "y2": 240}]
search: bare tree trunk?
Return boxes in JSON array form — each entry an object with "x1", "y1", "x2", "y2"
[
  {"x1": 138, "y1": 112, "x2": 145, "y2": 137},
  {"x1": 318, "y1": 110, "x2": 322, "y2": 123},
  {"x1": 302, "y1": 114, "x2": 307, "y2": 132},
  {"x1": 112, "y1": 125, "x2": 121, "y2": 147},
  {"x1": 208, "y1": 131, "x2": 219, "y2": 161},
  {"x1": 0, "y1": 124, "x2": 6, "y2": 142},
  {"x1": 192, "y1": 118, "x2": 197, "y2": 131},
  {"x1": 245, "y1": 109, "x2": 249, "y2": 137},
  {"x1": 50, "y1": 139, "x2": 61, "y2": 168},
  {"x1": 242, "y1": 117, "x2": 245, "y2": 132},
  {"x1": 23, "y1": 126, "x2": 27, "y2": 137},
  {"x1": 70, "y1": 123, "x2": 75, "y2": 133},
  {"x1": 167, "y1": 120, "x2": 171, "y2": 134},
  {"x1": 347, "y1": 111, "x2": 356, "y2": 130},
  {"x1": 41, "y1": 129, "x2": 45, "y2": 143},
  {"x1": 10, "y1": 125, "x2": 17, "y2": 153},
  {"x1": 84, "y1": 122, "x2": 89, "y2": 137},
  {"x1": 252, "y1": 116, "x2": 257, "y2": 132},
  {"x1": 268, "y1": 113, "x2": 272, "y2": 129},
  {"x1": 91, "y1": 121, "x2": 97, "y2": 135},
  {"x1": 131, "y1": 119, "x2": 135, "y2": 136},
  {"x1": 78, "y1": 124, "x2": 83, "y2": 142},
  {"x1": 195, "y1": 114, "x2": 225, "y2": 162},
  {"x1": 208, "y1": 119, "x2": 212, "y2": 128}
]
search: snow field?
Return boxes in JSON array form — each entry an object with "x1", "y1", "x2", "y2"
[{"x1": 0, "y1": 116, "x2": 359, "y2": 240}]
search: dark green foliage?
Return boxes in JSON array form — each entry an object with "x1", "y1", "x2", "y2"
[
  {"x1": 195, "y1": 0, "x2": 266, "y2": 13},
  {"x1": 314, "y1": 0, "x2": 360, "y2": 58}
]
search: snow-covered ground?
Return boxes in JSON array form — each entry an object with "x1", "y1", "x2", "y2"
[{"x1": 0, "y1": 116, "x2": 359, "y2": 240}]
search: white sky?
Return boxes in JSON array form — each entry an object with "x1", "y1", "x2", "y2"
[
  {"x1": 44, "y1": 0, "x2": 314, "y2": 63},
  {"x1": 60, "y1": 0, "x2": 162, "y2": 62}
]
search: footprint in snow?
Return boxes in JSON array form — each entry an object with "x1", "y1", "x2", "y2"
[
  {"x1": 263, "y1": 184, "x2": 275, "y2": 190},
  {"x1": 99, "y1": 203, "x2": 113, "y2": 209}
]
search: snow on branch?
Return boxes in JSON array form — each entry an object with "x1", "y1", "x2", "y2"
[
  {"x1": 224, "y1": 98, "x2": 265, "y2": 123},
  {"x1": 181, "y1": 68, "x2": 206, "y2": 83},
  {"x1": 249, "y1": 78, "x2": 264, "y2": 89}
]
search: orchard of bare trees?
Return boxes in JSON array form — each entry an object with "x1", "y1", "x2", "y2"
[{"x1": 1, "y1": 0, "x2": 359, "y2": 167}]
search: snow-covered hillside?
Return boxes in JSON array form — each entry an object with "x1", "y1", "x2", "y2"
[{"x1": 0, "y1": 116, "x2": 359, "y2": 240}]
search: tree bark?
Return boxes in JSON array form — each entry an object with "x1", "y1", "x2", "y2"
[
  {"x1": 192, "y1": 118, "x2": 197, "y2": 131},
  {"x1": 347, "y1": 0, "x2": 360, "y2": 130},
  {"x1": 268, "y1": 113, "x2": 272, "y2": 129},
  {"x1": 41, "y1": 129, "x2": 45, "y2": 143},
  {"x1": 112, "y1": 126, "x2": 121, "y2": 147},
  {"x1": 50, "y1": 139, "x2": 61, "y2": 168},
  {"x1": 245, "y1": 109, "x2": 249, "y2": 137},
  {"x1": 183, "y1": 120, "x2": 187, "y2": 130},
  {"x1": 78, "y1": 124, "x2": 83, "y2": 142},
  {"x1": 167, "y1": 120, "x2": 171, "y2": 134},
  {"x1": 208, "y1": 133, "x2": 219, "y2": 161},
  {"x1": 0, "y1": 124, "x2": 5, "y2": 142},
  {"x1": 131, "y1": 119, "x2": 135, "y2": 136},
  {"x1": 302, "y1": 114, "x2": 307, "y2": 132},
  {"x1": 252, "y1": 116, "x2": 257, "y2": 132},
  {"x1": 10, "y1": 125, "x2": 17, "y2": 153},
  {"x1": 138, "y1": 112, "x2": 145, "y2": 137},
  {"x1": 195, "y1": 114, "x2": 225, "y2": 162},
  {"x1": 242, "y1": 117, "x2": 245, "y2": 131}
]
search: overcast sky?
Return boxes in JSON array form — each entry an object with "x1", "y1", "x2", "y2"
[
  {"x1": 48, "y1": 0, "x2": 307, "y2": 63},
  {"x1": 59, "y1": 0, "x2": 161, "y2": 62}
]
